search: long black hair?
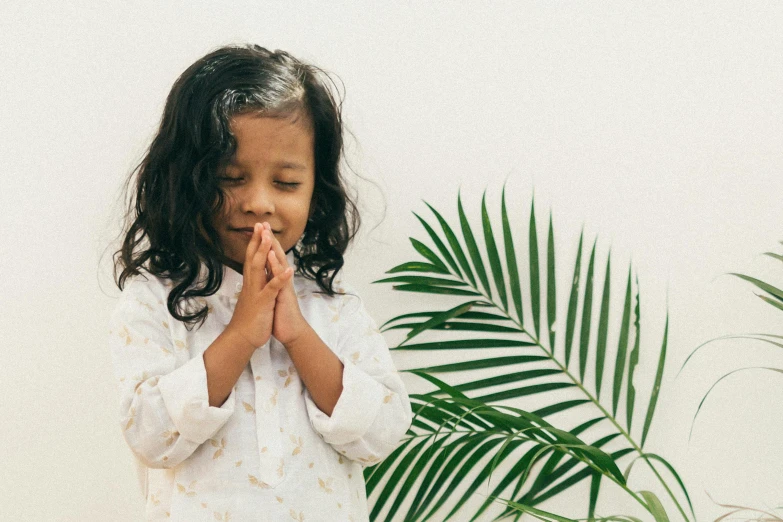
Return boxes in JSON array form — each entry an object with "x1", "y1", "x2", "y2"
[{"x1": 113, "y1": 44, "x2": 360, "y2": 329}]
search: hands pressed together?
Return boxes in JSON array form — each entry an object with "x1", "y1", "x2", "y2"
[{"x1": 228, "y1": 222, "x2": 308, "y2": 350}]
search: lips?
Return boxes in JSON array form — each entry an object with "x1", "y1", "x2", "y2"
[{"x1": 232, "y1": 226, "x2": 280, "y2": 233}]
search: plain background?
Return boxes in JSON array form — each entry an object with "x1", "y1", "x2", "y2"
[{"x1": 2, "y1": 1, "x2": 782, "y2": 520}]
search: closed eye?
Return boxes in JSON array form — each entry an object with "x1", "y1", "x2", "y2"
[{"x1": 217, "y1": 178, "x2": 299, "y2": 188}]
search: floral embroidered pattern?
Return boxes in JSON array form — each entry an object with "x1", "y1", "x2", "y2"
[
  {"x1": 278, "y1": 365, "x2": 297, "y2": 387},
  {"x1": 176, "y1": 481, "x2": 197, "y2": 497},
  {"x1": 209, "y1": 437, "x2": 226, "y2": 459},
  {"x1": 290, "y1": 435, "x2": 303, "y2": 456},
  {"x1": 318, "y1": 477, "x2": 333, "y2": 494},
  {"x1": 248, "y1": 475, "x2": 270, "y2": 489}
]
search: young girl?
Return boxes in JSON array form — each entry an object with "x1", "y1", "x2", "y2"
[{"x1": 109, "y1": 44, "x2": 413, "y2": 521}]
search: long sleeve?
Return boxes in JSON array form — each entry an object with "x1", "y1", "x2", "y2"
[
  {"x1": 108, "y1": 276, "x2": 237, "y2": 469},
  {"x1": 303, "y1": 283, "x2": 413, "y2": 467}
]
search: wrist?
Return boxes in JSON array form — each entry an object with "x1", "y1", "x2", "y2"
[
  {"x1": 224, "y1": 324, "x2": 262, "y2": 353},
  {"x1": 282, "y1": 321, "x2": 314, "y2": 352}
]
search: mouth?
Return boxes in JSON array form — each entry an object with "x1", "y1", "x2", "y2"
[{"x1": 232, "y1": 227, "x2": 281, "y2": 235}]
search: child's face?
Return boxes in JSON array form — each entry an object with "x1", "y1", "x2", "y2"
[{"x1": 213, "y1": 111, "x2": 315, "y2": 273}]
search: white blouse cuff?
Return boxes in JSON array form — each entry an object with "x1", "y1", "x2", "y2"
[
  {"x1": 157, "y1": 353, "x2": 237, "y2": 444},
  {"x1": 307, "y1": 359, "x2": 385, "y2": 445}
]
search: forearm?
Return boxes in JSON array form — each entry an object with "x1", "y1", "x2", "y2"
[
  {"x1": 203, "y1": 327, "x2": 256, "y2": 408},
  {"x1": 284, "y1": 324, "x2": 344, "y2": 416}
]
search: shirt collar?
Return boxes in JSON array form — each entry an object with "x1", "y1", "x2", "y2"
[{"x1": 216, "y1": 249, "x2": 298, "y2": 298}]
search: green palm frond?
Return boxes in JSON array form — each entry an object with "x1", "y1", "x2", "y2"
[
  {"x1": 365, "y1": 381, "x2": 651, "y2": 522},
  {"x1": 680, "y1": 242, "x2": 783, "y2": 455},
  {"x1": 366, "y1": 185, "x2": 693, "y2": 522},
  {"x1": 679, "y1": 251, "x2": 783, "y2": 374}
]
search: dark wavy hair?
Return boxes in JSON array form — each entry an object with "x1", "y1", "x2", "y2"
[{"x1": 113, "y1": 44, "x2": 360, "y2": 330}]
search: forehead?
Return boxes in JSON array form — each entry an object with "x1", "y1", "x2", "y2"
[{"x1": 228, "y1": 112, "x2": 314, "y2": 168}]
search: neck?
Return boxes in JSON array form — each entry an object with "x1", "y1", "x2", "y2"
[{"x1": 220, "y1": 256, "x2": 244, "y2": 276}]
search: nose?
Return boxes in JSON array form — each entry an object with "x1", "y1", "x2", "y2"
[{"x1": 238, "y1": 181, "x2": 275, "y2": 216}]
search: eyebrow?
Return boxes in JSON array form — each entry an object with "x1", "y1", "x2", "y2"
[{"x1": 228, "y1": 160, "x2": 309, "y2": 171}]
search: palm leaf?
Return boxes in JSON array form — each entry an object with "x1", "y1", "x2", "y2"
[
  {"x1": 374, "y1": 275, "x2": 469, "y2": 286},
  {"x1": 564, "y1": 229, "x2": 584, "y2": 367},
  {"x1": 613, "y1": 268, "x2": 633, "y2": 416},
  {"x1": 688, "y1": 366, "x2": 783, "y2": 442},
  {"x1": 642, "y1": 314, "x2": 668, "y2": 447},
  {"x1": 387, "y1": 320, "x2": 522, "y2": 334},
  {"x1": 396, "y1": 301, "x2": 479, "y2": 346},
  {"x1": 458, "y1": 190, "x2": 492, "y2": 297},
  {"x1": 626, "y1": 277, "x2": 641, "y2": 433},
  {"x1": 406, "y1": 355, "x2": 549, "y2": 374},
  {"x1": 410, "y1": 237, "x2": 449, "y2": 271},
  {"x1": 595, "y1": 252, "x2": 612, "y2": 400},
  {"x1": 391, "y1": 338, "x2": 536, "y2": 351},
  {"x1": 408, "y1": 433, "x2": 492, "y2": 521},
  {"x1": 391, "y1": 283, "x2": 482, "y2": 296},
  {"x1": 529, "y1": 195, "x2": 541, "y2": 338},
  {"x1": 495, "y1": 499, "x2": 578, "y2": 522},
  {"x1": 526, "y1": 448, "x2": 636, "y2": 506},
  {"x1": 424, "y1": 200, "x2": 476, "y2": 286},
  {"x1": 489, "y1": 418, "x2": 608, "y2": 520},
  {"x1": 419, "y1": 399, "x2": 624, "y2": 521},
  {"x1": 547, "y1": 213, "x2": 557, "y2": 352},
  {"x1": 759, "y1": 293, "x2": 783, "y2": 313},
  {"x1": 622, "y1": 453, "x2": 695, "y2": 521},
  {"x1": 483, "y1": 190, "x2": 508, "y2": 310},
  {"x1": 379, "y1": 309, "x2": 512, "y2": 330},
  {"x1": 639, "y1": 490, "x2": 671, "y2": 522},
  {"x1": 729, "y1": 272, "x2": 783, "y2": 303},
  {"x1": 589, "y1": 472, "x2": 602, "y2": 522},
  {"x1": 579, "y1": 240, "x2": 597, "y2": 381},
  {"x1": 368, "y1": 189, "x2": 692, "y2": 522},
  {"x1": 678, "y1": 334, "x2": 783, "y2": 376},
  {"x1": 413, "y1": 211, "x2": 462, "y2": 276},
  {"x1": 386, "y1": 261, "x2": 451, "y2": 275},
  {"x1": 369, "y1": 436, "x2": 431, "y2": 520},
  {"x1": 502, "y1": 184, "x2": 524, "y2": 325},
  {"x1": 406, "y1": 433, "x2": 490, "y2": 520},
  {"x1": 679, "y1": 249, "x2": 783, "y2": 375},
  {"x1": 520, "y1": 427, "x2": 615, "y2": 504}
]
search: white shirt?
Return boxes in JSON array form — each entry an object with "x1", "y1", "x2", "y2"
[{"x1": 108, "y1": 251, "x2": 413, "y2": 521}]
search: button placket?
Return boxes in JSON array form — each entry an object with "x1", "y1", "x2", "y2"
[{"x1": 250, "y1": 340, "x2": 285, "y2": 488}]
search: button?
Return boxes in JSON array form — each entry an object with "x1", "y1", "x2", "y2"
[{"x1": 235, "y1": 282, "x2": 243, "y2": 292}]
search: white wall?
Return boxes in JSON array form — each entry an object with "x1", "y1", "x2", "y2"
[{"x1": 2, "y1": 1, "x2": 782, "y2": 520}]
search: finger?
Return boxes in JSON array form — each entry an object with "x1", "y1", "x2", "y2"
[
  {"x1": 261, "y1": 266, "x2": 293, "y2": 297},
  {"x1": 266, "y1": 249, "x2": 281, "y2": 277},
  {"x1": 267, "y1": 249, "x2": 289, "y2": 283},
  {"x1": 269, "y1": 235, "x2": 289, "y2": 270},
  {"x1": 252, "y1": 229, "x2": 273, "y2": 289},
  {"x1": 243, "y1": 223, "x2": 263, "y2": 290}
]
